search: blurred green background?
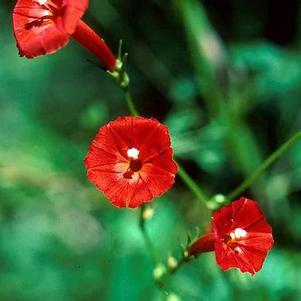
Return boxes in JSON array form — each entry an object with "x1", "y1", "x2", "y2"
[{"x1": 1, "y1": 0, "x2": 301, "y2": 300}]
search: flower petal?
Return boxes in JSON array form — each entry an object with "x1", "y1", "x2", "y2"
[
  {"x1": 139, "y1": 163, "x2": 176, "y2": 197},
  {"x1": 212, "y1": 204, "x2": 233, "y2": 238},
  {"x1": 215, "y1": 241, "x2": 269, "y2": 275},
  {"x1": 107, "y1": 175, "x2": 154, "y2": 208},
  {"x1": 237, "y1": 232, "x2": 274, "y2": 252},
  {"x1": 62, "y1": 0, "x2": 89, "y2": 34},
  {"x1": 231, "y1": 197, "x2": 269, "y2": 231}
]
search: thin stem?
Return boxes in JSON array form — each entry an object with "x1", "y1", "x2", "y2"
[
  {"x1": 124, "y1": 89, "x2": 139, "y2": 116},
  {"x1": 139, "y1": 205, "x2": 159, "y2": 266},
  {"x1": 177, "y1": 164, "x2": 210, "y2": 204},
  {"x1": 170, "y1": 254, "x2": 191, "y2": 276},
  {"x1": 227, "y1": 131, "x2": 301, "y2": 201},
  {"x1": 158, "y1": 251, "x2": 193, "y2": 284}
]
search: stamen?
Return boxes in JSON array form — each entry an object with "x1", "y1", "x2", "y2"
[
  {"x1": 234, "y1": 246, "x2": 242, "y2": 254},
  {"x1": 37, "y1": 0, "x2": 48, "y2": 5},
  {"x1": 127, "y1": 147, "x2": 140, "y2": 160},
  {"x1": 36, "y1": 0, "x2": 59, "y2": 11},
  {"x1": 230, "y1": 228, "x2": 247, "y2": 240}
]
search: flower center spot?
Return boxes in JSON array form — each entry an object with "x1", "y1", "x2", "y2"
[
  {"x1": 123, "y1": 147, "x2": 143, "y2": 179},
  {"x1": 129, "y1": 159, "x2": 142, "y2": 172}
]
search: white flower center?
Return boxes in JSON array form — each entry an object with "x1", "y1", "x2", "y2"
[
  {"x1": 230, "y1": 228, "x2": 247, "y2": 240},
  {"x1": 127, "y1": 147, "x2": 140, "y2": 160}
]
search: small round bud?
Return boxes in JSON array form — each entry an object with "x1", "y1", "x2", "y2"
[
  {"x1": 167, "y1": 256, "x2": 178, "y2": 270},
  {"x1": 142, "y1": 206, "x2": 154, "y2": 221},
  {"x1": 214, "y1": 194, "x2": 226, "y2": 204},
  {"x1": 153, "y1": 264, "x2": 166, "y2": 281},
  {"x1": 207, "y1": 194, "x2": 227, "y2": 210}
]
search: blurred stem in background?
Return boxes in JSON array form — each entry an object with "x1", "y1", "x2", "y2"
[
  {"x1": 173, "y1": 0, "x2": 265, "y2": 191},
  {"x1": 174, "y1": 0, "x2": 227, "y2": 115}
]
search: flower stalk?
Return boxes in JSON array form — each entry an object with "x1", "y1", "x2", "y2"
[{"x1": 177, "y1": 164, "x2": 210, "y2": 204}]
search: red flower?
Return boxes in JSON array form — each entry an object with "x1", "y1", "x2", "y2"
[
  {"x1": 13, "y1": 0, "x2": 116, "y2": 70},
  {"x1": 84, "y1": 116, "x2": 178, "y2": 208},
  {"x1": 189, "y1": 197, "x2": 274, "y2": 275}
]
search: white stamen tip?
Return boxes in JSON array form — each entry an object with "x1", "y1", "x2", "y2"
[
  {"x1": 127, "y1": 147, "x2": 140, "y2": 160},
  {"x1": 37, "y1": 0, "x2": 47, "y2": 5},
  {"x1": 230, "y1": 228, "x2": 247, "y2": 240}
]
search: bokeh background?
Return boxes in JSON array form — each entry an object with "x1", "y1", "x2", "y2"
[{"x1": 1, "y1": 0, "x2": 301, "y2": 300}]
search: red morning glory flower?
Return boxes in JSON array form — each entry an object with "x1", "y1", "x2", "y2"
[
  {"x1": 13, "y1": 0, "x2": 116, "y2": 70},
  {"x1": 84, "y1": 116, "x2": 178, "y2": 208},
  {"x1": 189, "y1": 197, "x2": 274, "y2": 275}
]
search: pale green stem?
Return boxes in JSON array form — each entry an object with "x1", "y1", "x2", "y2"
[
  {"x1": 227, "y1": 131, "x2": 301, "y2": 201},
  {"x1": 177, "y1": 164, "x2": 209, "y2": 204},
  {"x1": 124, "y1": 89, "x2": 139, "y2": 116}
]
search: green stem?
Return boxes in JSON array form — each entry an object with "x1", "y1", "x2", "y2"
[
  {"x1": 139, "y1": 205, "x2": 159, "y2": 266},
  {"x1": 227, "y1": 131, "x2": 301, "y2": 201},
  {"x1": 124, "y1": 89, "x2": 139, "y2": 116},
  {"x1": 177, "y1": 164, "x2": 209, "y2": 204},
  {"x1": 158, "y1": 251, "x2": 193, "y2": 285}
]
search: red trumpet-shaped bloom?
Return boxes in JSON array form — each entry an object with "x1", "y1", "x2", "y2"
[
  {"x1": 13, "y1": 0, "x2": 116, "y2": 70},
  {"x1": 189, "y1": 197, "x2": 274, "y2": 275},
  {"x1": 84, "y1": 116, "x2": 178, "y2": 208}
]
